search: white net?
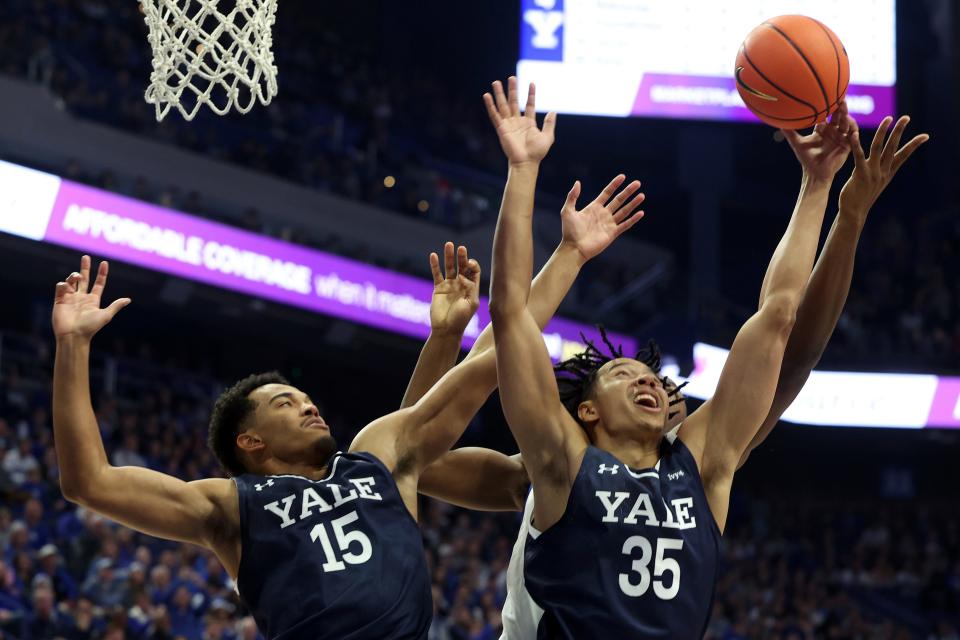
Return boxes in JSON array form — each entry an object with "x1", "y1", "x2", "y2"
[{"x1": 140, "y1": 0, "x2": 279, "y2": 122}]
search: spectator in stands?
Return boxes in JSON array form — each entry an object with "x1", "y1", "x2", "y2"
[
  {"x1": 3, "y1": 438, "x2": 39, "y2": 486},
  {"x1": 21, "y1": 580, "x2": 74, "y2": 639}
]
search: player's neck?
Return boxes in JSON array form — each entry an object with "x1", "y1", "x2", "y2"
[
  {"x1": 258, "y1": 459, "x2": 330, "y2": 481},
  {"x1": 593, "y1": 429, "x2": 661, "y2": 470}
]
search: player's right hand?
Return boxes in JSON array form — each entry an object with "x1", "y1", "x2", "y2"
[
  {"x1": 52, "y1": 255, "x2": 131, "y2": 340},
  {"x1": 839, "y1": 114, "x2": 929, "y2": 219},
  {"x1": 559, "y1": 175, "x2": 646, "y2": 263},
  {"x1": 483, "y1": 76, "x2": 557, "y2": 166}
]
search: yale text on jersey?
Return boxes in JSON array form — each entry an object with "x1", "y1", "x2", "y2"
[
  {"x1": 262, "y1": 477, "x2": 382, "y2": 528},
  {"x1": 594, "y1": 490, "x2": 697, "y2": 530}
]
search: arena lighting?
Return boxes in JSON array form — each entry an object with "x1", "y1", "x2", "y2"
[
  {"x1": 0, "y1": 159, "x2": 634, "y2": 361},
  {"x1": 661, "y1": 343, "x2": 960, "y2": 430}
]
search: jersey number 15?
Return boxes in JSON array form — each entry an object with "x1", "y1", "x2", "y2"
[{"x1": 310, "y1": 511, "x2": 373, "y2": 572}]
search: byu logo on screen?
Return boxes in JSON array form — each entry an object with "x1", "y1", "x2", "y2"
[{"x1": 520, "y1": 0, "x2": 564, "y2": 62}]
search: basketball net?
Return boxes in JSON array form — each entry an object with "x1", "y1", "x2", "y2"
[{"x1": 140, "y1": 0, "x2": 279, "y2": 122}]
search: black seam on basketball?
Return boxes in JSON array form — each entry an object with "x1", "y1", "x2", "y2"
[
  {"x1": 747, "y1": 103, "x2": 828, "y2": 123},
  {"x1": 741, "y1": 46, "x2": 819, "y2": 120},
  {"x1": 762, "y1": 21, "x2": 831, "y2": 113},
  {"x1": 811, "y1": 19, "x2": 842, "y2": 103}
]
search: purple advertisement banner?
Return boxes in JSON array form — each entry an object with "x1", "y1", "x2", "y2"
[
  {"x1": 928, "y1": 378, "x2": 960, "y2": 429},
  {"x1": 631, "y1": 74, "x2": 895, "y2": 127},
  {"x1": 41, "y1": 179, "x2": 636, "y2": 359}
]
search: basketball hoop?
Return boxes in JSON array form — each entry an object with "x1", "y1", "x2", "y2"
[{"x1": 140, "y1": 0, "x2": 279, "y2": 122}]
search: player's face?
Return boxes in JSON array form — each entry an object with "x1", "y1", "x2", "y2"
[
  {"x1": 587, "y1": 358, "x2": 669, "y2": 435},
  {"x1": 246, "y1": 384, "x2": 337, "y2": 466}
]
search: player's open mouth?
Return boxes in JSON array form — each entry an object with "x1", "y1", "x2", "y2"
[{"x1": 633, "y1": 392, "x2": 660, "y2": 412}]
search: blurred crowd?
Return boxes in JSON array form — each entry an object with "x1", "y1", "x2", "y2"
[
  {"x1": 830, "y1": 209, "x2": 960, "y2": 373},
  {"x1": 0, "y1": 329, "x2": 958, "y2": 639},
  {"x1": 701, "y1": 202, "x2": 960, "y2": 374}
]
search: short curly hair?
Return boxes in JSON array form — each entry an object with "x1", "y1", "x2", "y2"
[
  {"x1": 553, "y1": 327, "x2": 686, "y2": 427},
  {"x1": 208, "y1": 372, "x2": 290, "y2": 477}
]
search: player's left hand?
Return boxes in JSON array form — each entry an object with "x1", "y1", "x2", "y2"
[
  {"x1": 484, "y1": 77, "x2": 557, "y2": 167},
  {"x1": 560, "y1": 175, "x2": 646, "y2": 263},
  {"x1": 428, "y1": 242, "x2": 481, "y2": 337},
  {"x1": 782, "y1": 99, "x2": 855, "y2": 182},
  {"x1": 838, "y1": 114, "x2": 929, "y2": 221}
]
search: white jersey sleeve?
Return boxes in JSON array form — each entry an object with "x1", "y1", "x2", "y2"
[{"x1": 499, "y1": 491, "x2": 543, "y2": 640}]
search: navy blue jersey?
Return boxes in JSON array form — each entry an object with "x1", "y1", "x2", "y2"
[
  {"x1": 524, "y1": 437, "x2": 721, "y2": 639},
  {"x1": 234, "y1": 451, "x2": 432, "y2": 640}
]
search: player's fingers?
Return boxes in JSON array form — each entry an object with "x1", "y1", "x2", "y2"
[
  {"x1": 542, "y1": 111, "x2": 557, "y2": 139},
  {"x1": 869, "y1": 116, "x2": 893, "y2": 160},
  {"x1": 54, "y1": 282, "x2": 72, "y2": 300},
  {"x1": 845, "y1": 114, "x2": 860, "y2": 145},
  {"x1": 609, "y1": 180, "x2": 641, "y2": 213},
  {"x1": 836, "y1": 101, "x2": 852, "y2": 136},
  {"x1": 880, "y1": 115, "x2": 910, "y2": 172},
  {"x1": 849, "y1": 130, "x2": 867, "y2": 167},
  {"x1": 507, "y1": 76, "x2": 520, "y2": 118},
  {"x1": 492, "y1": 80, "x2": 510, "y2": 119},
  {"x1": 443, "y1": 242, "x2": 456, "y2": 279},
  {"x1": 456, "y1": 245, "x2": 469, "y2": 276},
  {"x1": 482, "y1": 93, "x2": 501, "y2": 127},
  {"x1": 79, "y1": 254, "x2": 91, "y2": 293},
  {"x1": 465, "y1": 258, "x2": 481, "y2": 283},
  {"x1": 90, "y1": 261, "x2": 109, "y2": 297},
  {"x1": 105, "y1": 298, "x2": 132, "y2": 319},
  {"x1": 890, "y1": 133, "x2": 930, "y2": 175},
  {"x1": 595, "y1": 174, "x2": 627, "y2": 206},
  {"x1": 780, "y1": 128, "x2": 802, "y2": 151},
  {"x1": 614, "y1": 210, "x2": 645, "y2": 236},
  {"x1": 66, "y1": 272, "x2": 82, "y2": 291},
  {"x1": 563, "y1": 180, "x2": 581, "y2": 210},
  {"x1": 429, "y1": 252, "x2": 443, "y2": 285},
  {"x1": 613, "y1": 192, "x2": 646, "y2": 223},
  {"x1": 524, "y1": 82, "x2": 537, "y2": 119}
]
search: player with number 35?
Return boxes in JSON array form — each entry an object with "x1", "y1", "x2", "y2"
[{"x1": 480, "y1": 74, "x2": 916, "y2": 637}]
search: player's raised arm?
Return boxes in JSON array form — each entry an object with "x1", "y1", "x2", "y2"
[
  {"x1": 419, "y1": 153, "x2": 650, "y2": 511},
  {"x1": 52, "y1": 257, "x2": 236, "y2": 561},
  {"x1": 400, "y1": 242, "x2": 479, "y2": 409},
  {"x1": 486, "y1": 77, "x2": 646, "y2": 530},
  {"x1": 739, "y1": 110, "x2": 930, "y2": 467},
  {"x1": 682, "y1": 113, "x2": 851, "y2": 531}
]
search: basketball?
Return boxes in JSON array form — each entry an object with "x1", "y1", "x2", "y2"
[{"x1": 735, "y1": 15, "x2": 850, "y2": 129}]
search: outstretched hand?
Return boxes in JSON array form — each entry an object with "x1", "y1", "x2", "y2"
[
  {"x1": 560, "y1": 175, "x2": 647, "y2": 263},
  {"x1": 783, "y1": 100, "x2": 856, "y2": 182},
  {"x1": 839, "y1": 114, "x2": 929, "y2": 220},
  {"x1": 52, "y1": 255, "x2": 131, "y2": 340},
  {"x1": 483, "y1": 76, "x2": 557, "y2": 166},
  {"x1": 429, "y1": 242, "x2": 481, "y2": 337}
]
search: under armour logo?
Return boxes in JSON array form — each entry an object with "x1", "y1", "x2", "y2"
[
  {"x1": 255, "y1": 479, "x2": 275, "y2": 492},
  {"x1": 598, "y1": 464, "x2": 619, "y2": 475}
]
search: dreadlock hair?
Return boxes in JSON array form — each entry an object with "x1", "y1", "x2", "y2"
[
  {"x1": 208, "y1": 371, "x2": 290, "y2": 477},
  {"x1": 554, "y1": 327, "x2": 688, "y2": 427}
]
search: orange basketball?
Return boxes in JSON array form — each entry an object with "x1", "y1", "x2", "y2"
[{"x1": 735, "y1": 15, "x2": 850, "y2": 130}]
